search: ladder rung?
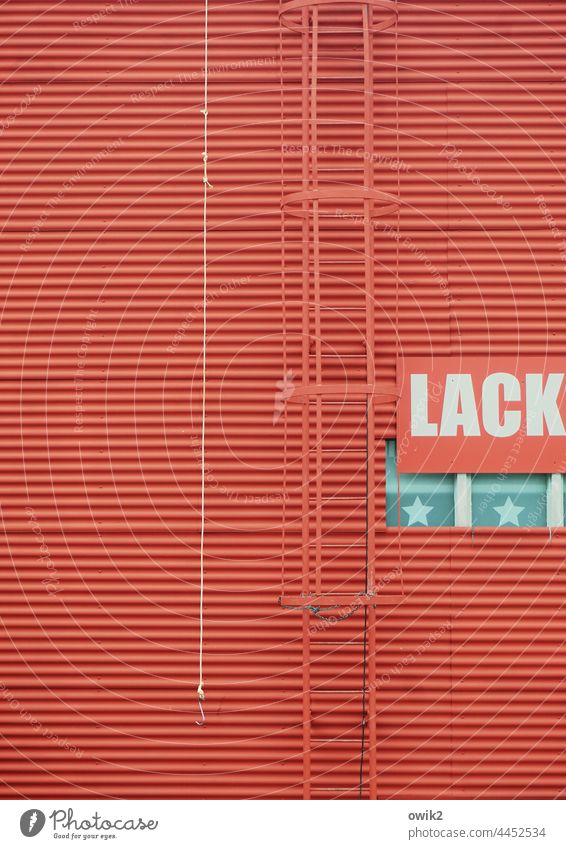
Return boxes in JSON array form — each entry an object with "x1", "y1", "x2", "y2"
[
  {"x1": 308, "y1": 496, "x2": 365, "y2": 502},
  {"x1": 310, "y1": 260, "x2": 365, "y2": 265},
  {"x1": 308, "y1": 448, "x2": 365, "y2": 453},
  {"x1": 316, "y1": 75, "x2": 367, "y2": 81},
  {"x1": 300, "y1": 118, "x2": 363, "y2": 125},
  {"x1": 311, "y1": 689, "x2": 365, "y2": 694},
  {"x1": 311, "y1": 738, "x2": 362, "y2": 743},
  {"x1": 312, "y1": 788, "x2": 365, "y2": 794}
]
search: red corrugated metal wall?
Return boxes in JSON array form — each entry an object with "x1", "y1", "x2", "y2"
[{"x1": 1, "y1": 0, "x2": 566, "y2": 799}]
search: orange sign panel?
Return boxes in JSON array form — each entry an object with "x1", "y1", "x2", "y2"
[{"x1": 397, "y1": 357, "x2": 566, "y2": 473}]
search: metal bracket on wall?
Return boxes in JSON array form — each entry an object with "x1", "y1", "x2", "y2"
[{"x1": 280, "y1": 592, "x2": 405, "y2": 608}]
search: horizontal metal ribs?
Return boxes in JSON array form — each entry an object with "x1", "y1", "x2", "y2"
[{"x1": 280, "y1": 0, "x2": 400, "y2": 800}]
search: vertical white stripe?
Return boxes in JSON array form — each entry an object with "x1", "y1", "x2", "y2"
[
  {"x1": 547, "y1": 473, "x2": 564, "y2": 528},
  {"x1": 455, "y1": 473, "x2": 472, "y2": 527}
]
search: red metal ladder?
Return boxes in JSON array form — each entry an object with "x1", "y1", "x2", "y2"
[{"x1": 279, "y1": 0, "x2": 402, "y2": 799}]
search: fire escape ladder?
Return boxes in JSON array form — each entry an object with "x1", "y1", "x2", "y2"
[{"x1": 279, "y1": 0, "x2": 402, "y2": 799}]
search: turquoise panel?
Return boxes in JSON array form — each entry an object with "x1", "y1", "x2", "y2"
[{"x1": 472, "y1": 474, "x2": 547, "y2": 527}]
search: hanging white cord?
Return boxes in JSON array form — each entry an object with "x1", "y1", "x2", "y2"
[{"x1": 197, "y1": 0, "x2": 212, "y2": 723}]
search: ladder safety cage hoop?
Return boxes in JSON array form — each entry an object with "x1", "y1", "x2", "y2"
[
  {"x1": 287, "y1": 383, "x2": 399, "y2": 404},
  {"x1": 279, "y1": 0, "x2": 398, "y2": 33},
  {"x1": 282, "y1": 187, "x2": 401, "y2": 219}
]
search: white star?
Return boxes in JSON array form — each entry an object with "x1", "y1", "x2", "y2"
[
  {"x1": 403, "y1": 495, "x2": 434, "y2": 526},
  {"x1": 493, "y1": 496, "x2": 524, "y2": 527}
]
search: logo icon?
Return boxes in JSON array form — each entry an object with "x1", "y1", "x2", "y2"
[
  {"x1": 20, "y1": 810, "x2": 46, "y2": 837},
  {"x1": 273, "y1": 369, "x2": 295, "y2": 424}
]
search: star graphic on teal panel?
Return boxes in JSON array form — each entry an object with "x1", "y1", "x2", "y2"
[
  {"x1": 403, "y1": 496, "x2": 434, "y2": 526},
  {"x1": 493, "y1": 497, "x2": 525, "y2": 527}
]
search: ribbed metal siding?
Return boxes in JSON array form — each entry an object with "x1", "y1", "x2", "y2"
[{"x1": 1, "y1": 0, "x2": 566, "y2": 799}]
